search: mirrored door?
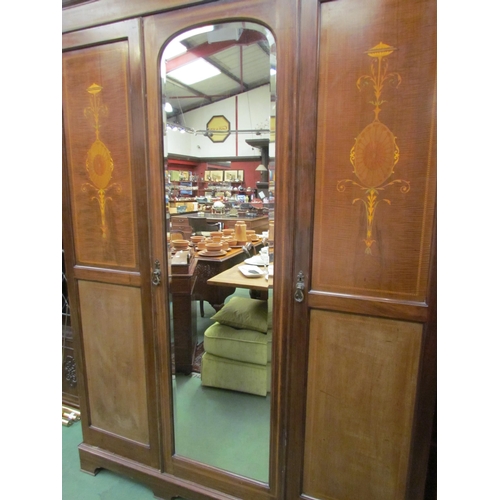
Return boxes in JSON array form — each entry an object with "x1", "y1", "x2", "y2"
[{"x1": 160, "y1": 21, "x2": 277, "y2": 483}]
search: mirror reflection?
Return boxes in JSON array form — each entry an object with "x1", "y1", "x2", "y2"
[{"x1": 162, "y1": 22, "x2": 276, "y2": 482}]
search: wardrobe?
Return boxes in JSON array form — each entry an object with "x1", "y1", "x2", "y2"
[{"x1": 62, "y1": 0, "x2": 436, "y2": 499}]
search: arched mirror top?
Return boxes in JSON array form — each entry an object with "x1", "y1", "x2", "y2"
[{"x1": 160, "y1": 22, "x2": 276, "y2": 158}]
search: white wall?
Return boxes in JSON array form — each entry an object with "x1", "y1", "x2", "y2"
[{"x1": 165, "y1": 85, "x2": 274, "y2": 159}]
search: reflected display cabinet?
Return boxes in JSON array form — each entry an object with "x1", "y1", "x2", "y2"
[{"x1": 62, "y1": 1, "x2": 436, "y2": 499}]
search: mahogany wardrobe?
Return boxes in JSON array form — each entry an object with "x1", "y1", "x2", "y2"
[{"x1": 62, "y1": 0, "x2": 436, "y2": 498}]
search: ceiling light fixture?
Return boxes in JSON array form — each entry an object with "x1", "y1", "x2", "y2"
[{"x1": 166, "y1": 122, "x2": 195, "y2": 135}]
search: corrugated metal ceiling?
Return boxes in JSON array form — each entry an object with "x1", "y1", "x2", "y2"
[{"x1": 162, "y1": 23, "x2": 272, "y2": 120}]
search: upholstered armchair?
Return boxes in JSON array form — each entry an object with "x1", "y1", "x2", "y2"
[{"x1": 201, "y1": 296, "x2": 272, "y2": 397}]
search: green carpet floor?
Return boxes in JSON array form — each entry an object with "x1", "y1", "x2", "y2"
[
  {"x1": 62, "y1": 421, "x2": 154, "y2": 499},
  {"x1": 62, "y1": 379, "x2": 270, "y2": 498},
  {"x1": 63, "y1": 288, "x2": 271, "y2": 498},
  {"x1": 173, "y1": 374, "x2": 270, "y2": 481}
]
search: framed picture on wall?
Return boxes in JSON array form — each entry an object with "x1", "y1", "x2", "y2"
[
  {"x1": 237, "y1": 170, "x2": 245, "y2": 181},
  {"x1": 208, "y1": 170, "x2": 224, "y2": 182},
  {"x1": 224, "y1": 170, "x2": 238, "y2": 182}
]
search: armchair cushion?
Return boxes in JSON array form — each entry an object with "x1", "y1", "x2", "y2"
[
  {"x1": 204, "y1": 322, "x2": 272, "y2": 365},
  {"x1": 211, "y1": 296, "x2": 268, "y2": 333}
]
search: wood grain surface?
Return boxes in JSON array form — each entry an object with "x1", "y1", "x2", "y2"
[
  {"x1": 78, "y1": 280, "x2": 150, "y2": 444},
  {"x1": 63, "y1": 42, "x2": 137, "y2": 269},
  {"x1": 311, "y1": 0, "x2": 436, "y2": 303},
  {"x1": 303, "y1": 309, "x2": 422, "y2": 500}
]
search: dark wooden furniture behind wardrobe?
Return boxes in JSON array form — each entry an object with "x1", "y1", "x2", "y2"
[
  {"x1": 62, "y1": 1, "x2": 436, "y2": 499},
  {"x1": 170, "y1": 257, "x2": 198, "y2": 374}
]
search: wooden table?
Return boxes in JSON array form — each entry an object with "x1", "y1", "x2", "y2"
[
  {"x1": 207, "y1": 263, "x2": 273, "y2": 292},
  {"x1": 192, "y1": 243, "x2": 263, "y2": 313},
  {"x1": 193, "y1": 247, "x2": 248, "y2": 315},
  {"x1": 170, "y1": 257, "x2": 198, "y2": 374}
]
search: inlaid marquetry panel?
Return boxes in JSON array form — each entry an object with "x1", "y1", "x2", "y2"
[
  {"x1": 63, "y1": 42, "x2": 137, "y2": 268},
  {"x1": 311, "y1": 0, "x2": 436, "y2": 301},
  {"x1": 78, "y1": 280, "x2": 149, "y2": 445},
  {"x1": 303, "y1": 309, "x2": 422, "y2": 500}
]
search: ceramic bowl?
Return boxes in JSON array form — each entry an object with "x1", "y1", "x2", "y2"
[
  {"x1": 172, "y1": 239, "x2": 190, "y2": 250},
  {"x1": 206, "y1": 242, "x2": 223, "y2": 251}
]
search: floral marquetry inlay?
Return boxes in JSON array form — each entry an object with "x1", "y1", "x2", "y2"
[
  {"x1": 338, "y1": 43, "x2": 409, "y2": 254},
  {"x1": 82, "y1": 83, "x2": 121, "y2": 239}
]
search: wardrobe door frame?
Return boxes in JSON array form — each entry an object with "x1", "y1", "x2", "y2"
[
  {"x1": 143, "y1": 0, "x2": 300, "y2": 498},
  {"x1": 283, "y1": 0, "x2": 437, "y2": 498},
  {"x1": 62, "y1": 18, "x2": 160, "y2": 470}
]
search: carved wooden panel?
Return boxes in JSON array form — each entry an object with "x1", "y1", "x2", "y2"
[
  {"x1": 303, "y1": 310, "x2": 422, "y2": 500},
  {"x1": 311, "y1": 0, "x2": 436, "y2": 302},
  {"x1": 63, "y1": 42, "x2": 137, "y2": 269},
  {"x1": 78, "y1": 280, "x2": 149, "y2": 444}
]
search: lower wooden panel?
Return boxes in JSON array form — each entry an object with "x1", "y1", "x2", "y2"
[
  {"x1": 79, "y1": 280, "x2": 149, "y2": 444},
  {"x1": 303, "y1": 310, "x2": 422, "y2": 500}
]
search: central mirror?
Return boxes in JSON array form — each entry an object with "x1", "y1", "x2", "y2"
[{"x1": 161, "y1": 22, "x2": 276, "y2": 483}]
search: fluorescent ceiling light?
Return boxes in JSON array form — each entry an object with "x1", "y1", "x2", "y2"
[{"x1": 168, "y1": 58, "x2": 221, "y2": 85}]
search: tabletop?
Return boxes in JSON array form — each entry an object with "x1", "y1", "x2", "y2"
[{"x1": 207, "y1": 262, "x2": 273, "y2": 291}]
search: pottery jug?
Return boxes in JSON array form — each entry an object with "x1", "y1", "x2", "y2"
[{"x1": 234, "y1": 220, "x2": 247, "y2": 243}]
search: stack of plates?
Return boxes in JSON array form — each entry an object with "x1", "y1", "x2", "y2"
[
  {"x1": 198, "y1": 249, "x2": 227, "y2": 257},
  {"x1": 238, "y1": 265, "x2": 265, "y2": 278},
  {"x1": 244, "y1": 256, "x2": 267, "y2": 266}
]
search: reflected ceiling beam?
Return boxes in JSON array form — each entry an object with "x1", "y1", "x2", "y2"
[
  {"x1": 166, "y1": 40, "x2": 232, "y2": 72},
  {"x1": 205, "y1": 56, "x2": 249, "y2": 91},
  {"x1": 165, "y1": 29, "x2": 266, "y2": 73}
]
